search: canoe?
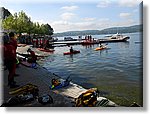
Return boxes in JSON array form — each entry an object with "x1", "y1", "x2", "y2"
[
  {"x1": 94, "y1": 46, "x2": 107, "y2": 51},
  {"x1": 37, "y1": 48, "x2": 55, "y2": 52},
  {"x1": 63, "y1": 50, "x2": 80, "y2": 55}
]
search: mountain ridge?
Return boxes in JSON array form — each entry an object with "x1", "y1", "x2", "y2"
[{"x1": 53, "y1": 24, "x2": 142, "y2": 37}]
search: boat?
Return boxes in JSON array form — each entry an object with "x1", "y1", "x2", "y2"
[
  {"x1": 63, "y1": 50, "x2": 80, "y2": 55},
  {"x1": 94, "y1": 45, "x2": 107, "y2": 51},
  {"x1": 37, "y1": 48, "x2": 55, "y2": 52},
  {"x1": 64, "y1": 37, "x2": 77, "y2": 41},
  {"x1": 99, "y1": 33, "x2": 130, "y2": 43}
]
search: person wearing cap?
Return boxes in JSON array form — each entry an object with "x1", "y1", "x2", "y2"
[{"x1": 3, "y1": 33, "x2": 19, "y2": 88}]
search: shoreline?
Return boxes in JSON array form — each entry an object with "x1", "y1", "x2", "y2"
[
  {"x1": 2, "y1": 45, "x2": 75, "y2": 106},
  {"x1": 2, "y1": 45, "x2": 118, "y2": 107}
]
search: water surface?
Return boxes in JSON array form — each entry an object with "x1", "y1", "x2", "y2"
[{"x1": 43, "y1": 32, "x2": 143, "y2": 106}]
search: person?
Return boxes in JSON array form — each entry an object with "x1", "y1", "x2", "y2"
[
  {"x1": 9, "y1": 32, "x2": 17, "y2": 50},
  {"x1": 51, "y1": 79, "x2": 60, "y2": 87},
  {"x1": 44, "y1": 39, "x2": 49, "y2": 50},
  {"x1": 27, "y1": 48, "x2": 37, "y2": 68},
  {"x1": 70, "y1": 46, "x2": 73, "y2": 53},
  {"x1": 9, "y1": 32, "x2": 19, "y2": 76},
  {"x1": 3, "y1": 33, "x2": 19, "y2": 88},
  {"x1": 50, "y1": 76, "x2": 71, "y2": 89},
  {"x1": 99, "y1": 41, "x2": 103, "y2": 48}
]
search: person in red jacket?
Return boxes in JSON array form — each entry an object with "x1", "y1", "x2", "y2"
[
  {"x1": 9, "y1": 32, "x2": 19, "y2": 76},
  {"x1": 3, "y1": 33, "x2": 19, "y2": 88}
]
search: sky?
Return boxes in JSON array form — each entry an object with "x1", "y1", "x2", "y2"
[{"x1": 1, "y1": 0, "x2": 142, "y2": 33}]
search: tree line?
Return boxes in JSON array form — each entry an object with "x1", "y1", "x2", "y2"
[{"x1": 2, "y1": 10, "x2": 54, "y2": 36}]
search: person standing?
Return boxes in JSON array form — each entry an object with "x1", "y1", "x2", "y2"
[
  {"x1": 3, "y1": 33, "x2": 19, "y2": 88},
  {"x1": 9, "y1": 32, "x2": 19, "y2": 76}
]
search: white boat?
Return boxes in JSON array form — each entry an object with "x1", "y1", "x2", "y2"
[{"x1": 99, "y1": 33, "x2": 130, "y2": 43}]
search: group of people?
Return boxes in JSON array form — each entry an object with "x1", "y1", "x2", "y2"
[{"x1": 3, "y1": 32, "x2": 19, "y2": 88}]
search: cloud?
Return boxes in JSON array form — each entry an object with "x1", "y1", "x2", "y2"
[
  {"x1": 97, "y1": 0, "x2": 111, "y2": 8},
  {"x1": 51, "y1": 16, "x2": 138, "y2": 33},
  {"x1": 118, "y1": 0, "x2": 142, "y2": 7},
  {"x1": 51, "y1": 18, "x2": 111, "y2": 32},
  {"x1": 60, "y1": 12, "x2": 76, "y2": 20},
  {"x1": 115, "y1": 19, "x2": 136, "y2": 27},
  {"x1": 61, "y1": 5, "x2": 78, "y2": 11},
  {"x1": 119, "y1": 13, "x2": 132, "y2": 19},
  {"x1": 82, "y1": 17, "x2": 96, "y2": 21},
  {"x1": 32, "y1": 19, "x2": 46, "y2": 25}
]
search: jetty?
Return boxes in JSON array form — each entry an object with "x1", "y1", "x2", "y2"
[{"x1": 53, "y1": 34, "x2": 130, "y2": 45}]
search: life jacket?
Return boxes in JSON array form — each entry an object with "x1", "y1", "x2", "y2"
[
  {"x1": 75, "y1": 88, "x2": 98, "y2": 107},
  {"x1": 4, "y1": 43, "x2": 16, "y2": 61},
  {"x1": 10, "y1": 38, "x2": 17, "y2": 50}
]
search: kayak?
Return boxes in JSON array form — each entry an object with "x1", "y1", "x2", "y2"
[
  {"x1": 94, "y1": 46, "x2": 107, "y2": 51},
  {"x1": 37, "y1": 48, "x2": 55, "y2": 52},
  {"x1": 63, "y1": 50, "x2": 80, "y2": 55}
]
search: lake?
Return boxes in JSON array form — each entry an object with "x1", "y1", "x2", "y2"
[{"x1": 43, "y1": 32, "x2": 143, "y2": 106}]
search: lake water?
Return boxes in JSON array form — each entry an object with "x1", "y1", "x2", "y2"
[{"x1": 43, "y1": 32, "x2": 143, "y2": 106}]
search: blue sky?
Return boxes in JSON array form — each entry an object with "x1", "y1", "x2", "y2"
[{"x1": 1, "y1": 0, "x2": 142, "y2": 33}]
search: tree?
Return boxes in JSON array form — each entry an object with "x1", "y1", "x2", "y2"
[
  {"x1": 44, "y1": 24, "x2": 54, "y2": 35},
  {"x1": 2, "y1": 10, "x2": 54, "y2": 36},
  {"x1": 2, "y1": 15, "x2": 14, "y2": 32}
]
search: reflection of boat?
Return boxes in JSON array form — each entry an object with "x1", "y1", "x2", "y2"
[
  {"x1": 81, "y1": 40, "x2": 98, "y2": 45},
  {"x1": 99, "y1": 33, "x2": 130, "y2": 43},
  {"x1": 63, "y1": 50, "x2": 80, "y2": 55}
]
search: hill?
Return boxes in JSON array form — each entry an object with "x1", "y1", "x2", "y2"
[{"x1": 53, "y1": 25, "x2": 142, "y2": 37}]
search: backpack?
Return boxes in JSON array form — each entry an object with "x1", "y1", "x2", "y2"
[{"x1": 75, "y1": 88, "x2": 98, "y2": 107}]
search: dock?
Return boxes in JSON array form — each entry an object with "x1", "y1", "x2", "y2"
[{"x1": 53, "y1": 38, "x2": 129, "y2": 45}]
